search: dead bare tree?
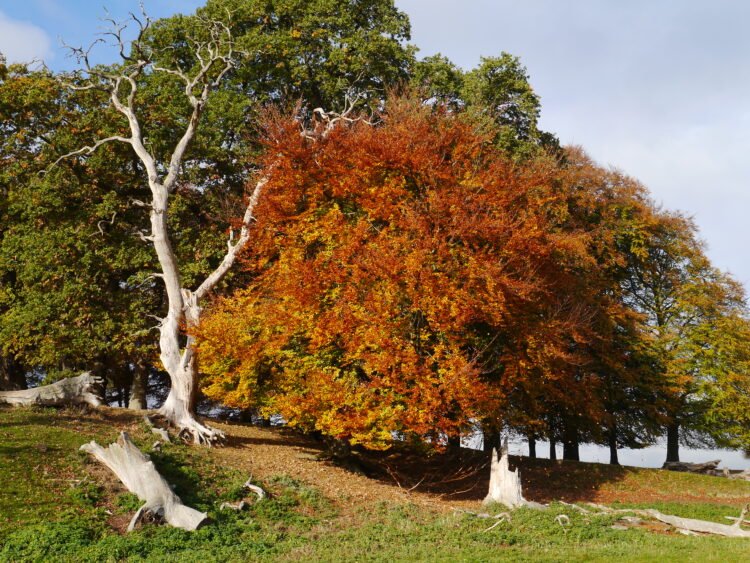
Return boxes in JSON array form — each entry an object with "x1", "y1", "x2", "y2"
[
  {"x1": 52, "y1": 6, "x2": 370, "y2": 445},
  {"x1": 52, "y1": 7, "x2": 256, "y2": 444}
]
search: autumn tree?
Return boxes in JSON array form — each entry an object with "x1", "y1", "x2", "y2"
[
  {"x1": 38, "y1": 0, "x2": 418, "y2": 442},
  {"x1": 545, "y1": 150, "x2": 670, "y2": 463},
  {"x1": 196, "y1": 97, "x2": 597, "y2": 450}
]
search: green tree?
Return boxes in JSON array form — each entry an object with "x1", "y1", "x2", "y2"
[
  {"x1": 0, "y1": 62, "x2": 158, "y2": 401},
  {"x1": 621, "y1": 209, "x2": 748, "y2": 462}
]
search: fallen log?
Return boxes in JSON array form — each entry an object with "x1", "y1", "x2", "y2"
[
  {"x1": 0, "y1": 372, "x2": 103, "y2": 407},
  {"x1": 80, "y1": 432, "x2": 207, "y2": 531},
  {"x1": 727, "y1": 469, "x2": 750, "y2": 481},
  {"x1": 662, "y1": 460, "x2": 721, "y2": 474},
  {"x1": 644, "y1": 505, "x2": 750, "y2": 538}
]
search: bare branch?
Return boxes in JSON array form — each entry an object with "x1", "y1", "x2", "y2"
[
  {"x1": 50, "y1": 135, "x2": 132, "y2": 168},
  {"x1": 193, "y1": 172, "x2": 269, "y2": 302},
  {"x1": 89, "y1": 211, "x2": 117, "y2": 237}
]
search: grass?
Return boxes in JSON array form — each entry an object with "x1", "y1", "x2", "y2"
[{"x1": 1, "y1": 406, "x2": 749, "y2": 562}]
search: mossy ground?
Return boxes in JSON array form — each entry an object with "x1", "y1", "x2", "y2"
[{"x1": 1, "y1": 406, "x2": 749, "y2": 562}]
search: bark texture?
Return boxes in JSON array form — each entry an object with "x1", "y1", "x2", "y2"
[
  {"x1": 80, "y1": 432, "x2": 207, "y2": 531},
  {"x1": 0, "y1": 372, "x2": 102, "y2": 407},
  {"x1": 483, "y1": 439, "x2": 525, "y2": 508},
  {"x1": 666, "y1": 422, "x2": 680, "y2": 463},
  {"x1": 128, "y1": 362, "x2": 148, "y2": 410}
]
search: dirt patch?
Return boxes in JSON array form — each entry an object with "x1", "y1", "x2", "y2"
[{"x1": 209, "y1": 419, "x2": 750, "y2": 512}]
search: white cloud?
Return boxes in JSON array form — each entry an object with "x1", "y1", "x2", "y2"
[
  {"x1": 0, "y1": 10, "x2": 52, "y2": 64},
  {"x1": 397, "y1": 0, "x2": 750, "y2": 290}
]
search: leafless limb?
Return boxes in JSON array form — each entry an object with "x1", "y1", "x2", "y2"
[
  {"x1": 91, "y1": 211, "x2": 117, "y2": 237},
  {"x1": 300, "y1": 87, "x2": 379, "y2": 141},
  {"x1": 51, "y1": 136, "x2": 133, "y2": 168}
]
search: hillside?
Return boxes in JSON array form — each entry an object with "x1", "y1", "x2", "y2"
[{"x1": 1, "y1": 406, "x2": 750, "y2": 562}]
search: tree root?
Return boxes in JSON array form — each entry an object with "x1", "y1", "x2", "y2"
[{"x1": 174, "y1": 417, "x2": 226, "y2": 446}]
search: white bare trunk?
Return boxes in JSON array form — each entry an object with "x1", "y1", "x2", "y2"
[
  {"x1": 0, "y1": 372, "x2": 102, "y2": 407},
  {"x1": 483, "y1": 438, "x2": 526, "y2": 508},
  {"x1": 146, "y1": 190, "x2": 224, "y2": 445},
  {"x1": 80, "y1": 432, "x2": 207, "y2": 531}
]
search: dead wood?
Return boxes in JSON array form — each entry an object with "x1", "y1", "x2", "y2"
[
  {"x1": 0, "y1": 372, "x2": 103, "y2": 407},
  {"x1": 80, "y1": 432, "x2": 207, "y2": 531}
]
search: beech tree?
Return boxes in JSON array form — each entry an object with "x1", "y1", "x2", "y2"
[
  {"x1": 618, "y1": 195, "x2": 749, "y2": 462},
  {"x1": 196, "y1": 98, "x2": 597, "y2": 450}
]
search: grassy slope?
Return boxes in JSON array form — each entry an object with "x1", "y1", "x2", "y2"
[{"x1": 1, "y1": 406, "x2": 749, "y2": 562}]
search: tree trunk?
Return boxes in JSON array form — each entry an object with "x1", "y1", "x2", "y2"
[
  {"x1": 608, "y1": 427, "x2": 619, "y2": 465},
  {"x1": 527, "y1": 434, "x2": 536, "y2": 459},
  {"x1": 128, "y1": 362, "x2": 148, "y2": 410},
  {"x1": 666, "y1": 422, "x2": 680, "y2": 463},
  {"x1": 483, "y1": 438, "x2": 526, "y2": 508},
  {"x1": 0, "y1": 372, "x2": 103, "y2": 407},
  {"x1": 0, "y1": 356, "x2": 26, "y2": 391},
  {"x1": 549, "y1": 438, "x2": 557, "y2": 460},
  {"x1": 563, "y1": 441, "x2": 579, "y2": 461},
  {"x1": 483, "y1": 429, "x2": 501, "y2": 453},
  {"x1": 562, "y1": 421, "x2": 580, "y2": 461},
  {"x1": 149, "y1": 192, "x2": 223, "y2": 445},
  {"x1": 80, "y1": 432, "x2": 207, "y2": 531},
  {"x1": 447, "y1": 434, "x2": 461, "y2": 452}
]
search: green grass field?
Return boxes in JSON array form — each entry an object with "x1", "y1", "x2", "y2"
[{"x1": 1, "y1": 406, "x2": 749, "y2": 562}]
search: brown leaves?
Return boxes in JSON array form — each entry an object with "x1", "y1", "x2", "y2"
[{"x1": 196, "y1": 98, "x2": 624, "y2": 449}]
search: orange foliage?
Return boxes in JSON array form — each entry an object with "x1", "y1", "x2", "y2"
[{"x1": 196, "y1": 99, "x2": 608, "y2": 449}]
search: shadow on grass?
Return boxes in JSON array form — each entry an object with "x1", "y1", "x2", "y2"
[{"x1": 344, "y1": 447, "x2": 632, "y2": 504}]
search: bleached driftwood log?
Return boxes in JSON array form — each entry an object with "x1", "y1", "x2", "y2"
[
  {"x1": 0, "y1": 372, "x2": 103, "y2": 407},
  {"x1": 483, "y1": 438, "x2": 527, "y2": 508},
  {"x1": 643, "y1": 506, "x2": 750, "y2": 538},
  {"x1": 80, "y1": 432, "x2": 207, "y2": 531}
]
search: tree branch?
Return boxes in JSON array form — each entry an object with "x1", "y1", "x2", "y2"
[
  {"x1": 50, "y1": 135, "x2": 133, "y2": 168},
  {"x1": 193, "y1": 172, "x2": 269, "y2": 302}
]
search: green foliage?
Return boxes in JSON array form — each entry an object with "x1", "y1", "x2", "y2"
[
  {"x1": 411, "y1": 54, "x2": 464, "y2": 106},
  {"x1": 114, "y1": 493, "x2": 142, "y2": 514}
]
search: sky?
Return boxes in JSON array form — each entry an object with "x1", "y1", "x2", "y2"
[{"x1": 1, "y1": 0, "x2": 748, "y2": 290}]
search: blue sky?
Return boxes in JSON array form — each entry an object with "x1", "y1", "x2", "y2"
[{"x1": 2, "y1": 0, "x2": 749, "y2": 291}]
